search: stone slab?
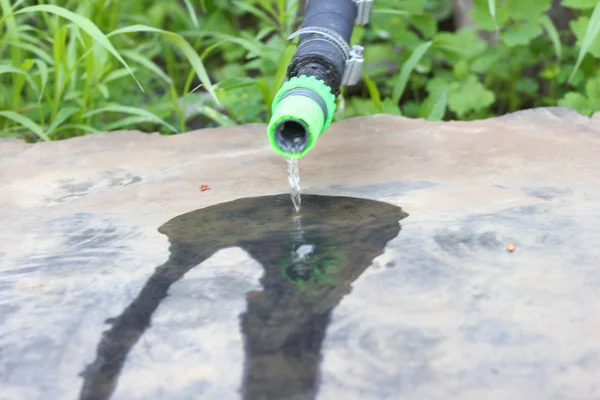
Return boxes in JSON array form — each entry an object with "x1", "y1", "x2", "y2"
[{"x1": 1, "y1": 107, "x2": 600, "y2": 400}]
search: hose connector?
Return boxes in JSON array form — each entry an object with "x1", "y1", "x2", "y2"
[{"x1": 267, "y1": 76, "x2": 336, "y2": 159}]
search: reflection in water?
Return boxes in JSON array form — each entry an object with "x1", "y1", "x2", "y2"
[{"x1": 78, "y1": 194, "x2": 407, "y2": 400}]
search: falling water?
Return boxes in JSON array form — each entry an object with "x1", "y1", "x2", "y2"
[{"x1": 287, "y1": 158, "x2": 301, "y2": 212}]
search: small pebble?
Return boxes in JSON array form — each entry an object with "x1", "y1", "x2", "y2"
[
  {"x1": 507, "y1": 243, "x2": 516, "y2": 252},
  {"x1": 201, "y1": 184, "x2": 210, "y2": 192}
]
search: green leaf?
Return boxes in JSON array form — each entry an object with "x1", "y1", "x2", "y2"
[
  {"x1": 558, "y1": 92, "x2": 593, "y2": 115},
  {"x1": 471, "y1": 0, "x2": 508, "y2": 30},
  {"x1": 83, "y1": 104, "x2": 178, "y2": 133},
  {"x1": 0, "y1": 111, "x2": 49, "y2": 141},
  {"x1": 340, "y1": 97, "x2": 382, "y2": 118},
  {"x1": 516, "y1": 78, "x2": 540, "y2": 95},
  {"x1": 500, "y1": 21, "x2": 543, "y2": 47},
  {"x1": 108, "y1": 25, "x2": 219, "y2": 106},
  {"x1": 409, "y1": 14, "x2": 437, "y2": 38},
  {"x1": 362, "y1": 72, "x2": 384, "y2": 113},
  {"x1": 381, "y1": 98, "x2": 403, "y2": 116},
  {"x1": 569, "y1": 3, "x2": 600, "y2": 83},
  {"x1": 505, "y1": 0, "x2": 552, "y2": 20},
  {"x1": 450, "y1": 76, "x2": 495, "y2": 117},
  {"x1": 453, "y1": 60, "x2": 469, "y2": 80},
  {"x1": 15, "y1": 5, "x2": 142, "y2": 91},
  {"x1": 540, "y1": 15, "x2": 562, "y2": 59},
  {"x1": 585, "y1": 74, "x2": 600, "y2": 108},
  {"x1": 426, "y1": 74, "x2": 495, "y2": 118},
  {"x1": 392, "y1": 41, "x2": 432, "y2": 104},
  {"x1": 562, "y1": 0, "x2": 599, "y2": 10},
  {"x1": 434, "y1": 28, "x2": 488, "y2": 60},
  {"x1": 471, "y1": 51, "x2": 501, "y2": 73}
]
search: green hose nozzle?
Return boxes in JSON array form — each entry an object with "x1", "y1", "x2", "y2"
[{"x1": 267, "y1": 76, "x2": 336, "y2": 159}]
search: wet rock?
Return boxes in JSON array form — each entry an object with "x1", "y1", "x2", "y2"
[{"x1": 2, "y1": 107, "x2": 600, "y2": 400}]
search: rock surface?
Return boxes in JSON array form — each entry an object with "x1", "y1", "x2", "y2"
[{"x1": 1, "y1": 107, "x2": 600, "y2": 400}]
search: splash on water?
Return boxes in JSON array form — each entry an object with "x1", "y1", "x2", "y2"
[{"x1": 287, "y1": 158, "x2": 301, "y2": 212}]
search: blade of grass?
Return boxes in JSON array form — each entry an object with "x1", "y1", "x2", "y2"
[
  {"x1": 182, "y1": 30, "x2": 264, "y2": 57},
  {"x1": 215, "y1": 77, "x2": 258, "y2": 91},
  {"x1": 196, "y1": 104, "x2": 236, "y2": 126},
  {"x1": 121, "y1": 50, "x2": 172, "y2": 84},
  {"x1": 427, "y1": 91, "x2": 447, "y2": 121},
  {"x1": 233, "y1": 1, "x2": 276, "y2": 26},
  {"x1": 182, "y1": 0, "x2": 199, "y2": 28},
  {"x1": 51, "y1": 24, "x2": 68, "y2": 120},
  {"x1": 14, "y1": 4, "x2": 143, "y2": 91},
  {"x1": 0, "y1": 0, "x2": 22, "y2": 67},
  {"x1": 392, "y1": 41, "x2": 432, "y2": 104},
  {"x1": 488, "y1": 0, "x2": 497, "y2": 30},
  {"x1": 0, "y1": 63, "x2": 38, "y2": 95},
  {"x1": 0, "y1": 110, "x2": 49, "y2": 141},
  {"x1": 372, "y1": 8, "x2": 418, "y2": 17},
  {"x1": 4, "y1": 40, "x2": 54, "y2": 64},
  {"x1": 46, "y1": 106, "x2": 78, "y2": 137},
  {"x1": 540, "y1": 15, "x2": 562, "y2": 60},
  {"x1": 569, "y1": 2, "x2": 600, "y2": 84},
  {"x1": 108, "y1": 24, "x2": 220, "y2": 106},
  {"x1": 33, "y1": 59, "x2": 49, "y2": 103},
  {"x1": 269, "y1": 44, "x2": 295, "y2": 105},
  {"x1": 83, "y1": 104, "x2": 178, "y2": 133},
  {"x1": 12, "y1": 59, "x2": 39, "y2": 105},
  {"x1": 104, "y1": 116, "x2": 158, "y2": 131},
  {"x1": 362, "y1": 72, "x2": 384, "y2": 113},
  {"x1": 52, "y1": 124, "x2": 99, "y2": 135},
  {"x1": 102, "y1": 67, "x2": 139, "y2": 85}
]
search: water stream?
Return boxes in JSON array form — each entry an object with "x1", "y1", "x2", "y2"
[{"x1": 287, "y1": 158, "x2": 301, "y2": 212}]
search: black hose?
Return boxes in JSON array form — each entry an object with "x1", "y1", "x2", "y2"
[{"x1": 287, "y1": 0, "x2": 357, "y2": 96}]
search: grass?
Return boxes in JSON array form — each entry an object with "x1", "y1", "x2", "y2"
[{"x1": 1, "y1": 0, "x2": 600, "y2": 141}]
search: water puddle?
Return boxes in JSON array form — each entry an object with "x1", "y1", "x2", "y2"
[
  {"x1": 287, "y1": 158, "x2": 301, "y2": 212},
  {"x1": 79, "y1": 194, "x2": 408, "y2": 400}
]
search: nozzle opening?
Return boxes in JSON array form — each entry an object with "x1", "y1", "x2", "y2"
[{"x1": 275, "y1": 119, "x2": 309, "y2": 153}]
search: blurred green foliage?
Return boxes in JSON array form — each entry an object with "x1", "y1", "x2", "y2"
[{"x1": 1, "y1": 0, "x2": 600, "y2": 141}]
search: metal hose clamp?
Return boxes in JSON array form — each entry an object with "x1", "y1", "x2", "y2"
[
  {"x1": 353, "y1": 0, "x2": 373, "y2": 25},
  {"x1": 287, "y1": 27, "x2": 364, "y2": 87},
  {"x1": 287, "y1": 27, "x2": 351, "y2": 61},
  {"x1": 342, "y1": 45, "x2": 364, "y2": 86}
]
